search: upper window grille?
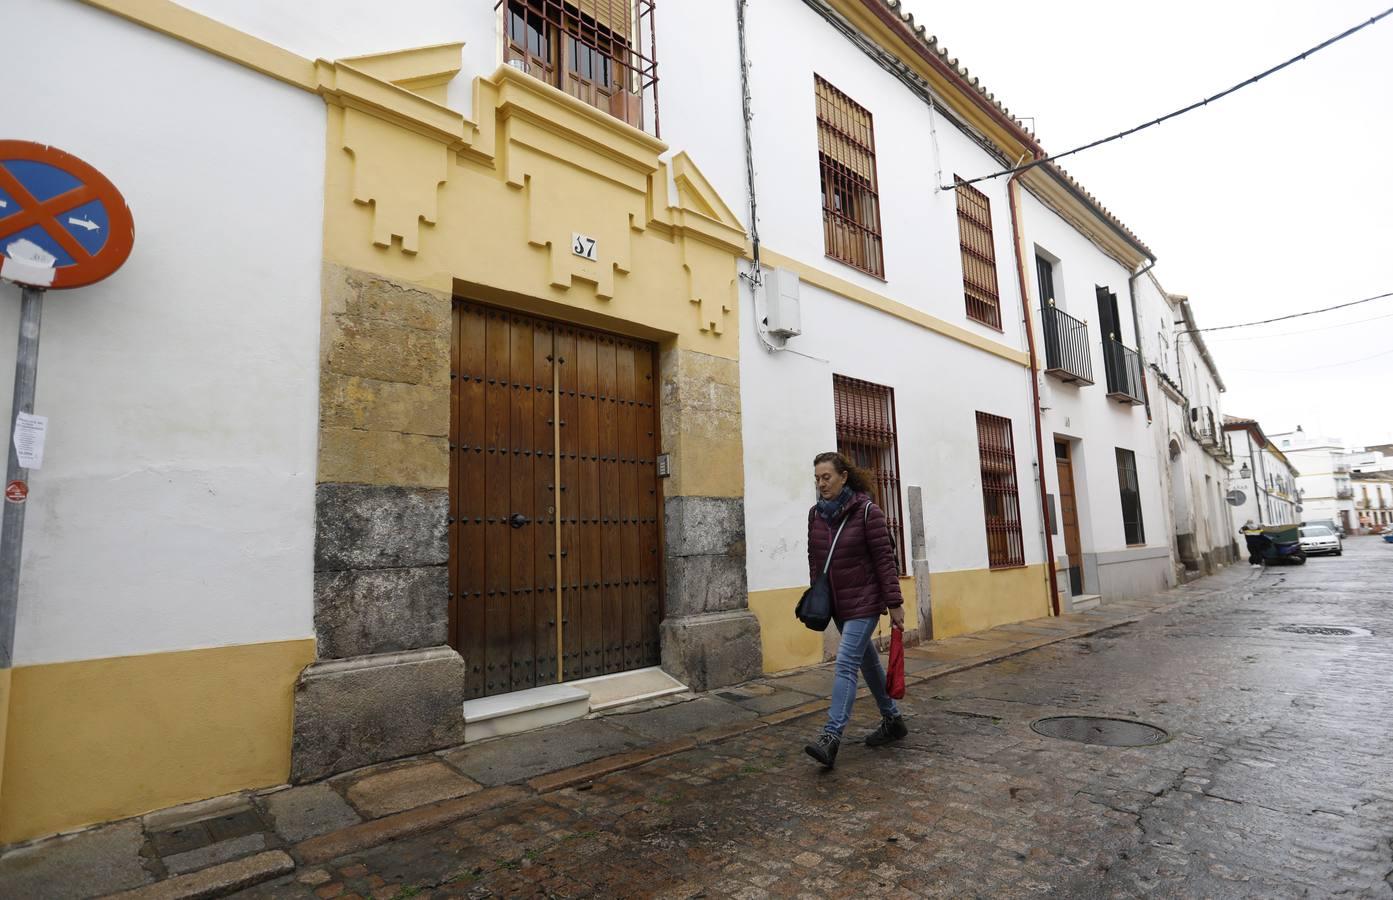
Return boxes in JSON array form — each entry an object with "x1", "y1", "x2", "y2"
[
  {"x1": 500, "y1": 0, "x2": 659, "y2": 134},
  {"x1": 975, "y1": 412, "x2": 1025, "y2": 568},
  {"x1": 833, "y1": 375, "x2": 905, "y2": 573},
  {"x1": 815, "y1": 76, "x2": 884, "y2": 278},
  {"x1": 1115, "y1": 448, "x2": 1146, "y2": 545},
  {"x1": 956, "y1": 178, "x2": 1002, "y2": 329}
]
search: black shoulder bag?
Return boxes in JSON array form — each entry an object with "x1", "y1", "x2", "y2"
[{"x1": 795, "y1": 514, "x2": 849, "y2": 632}]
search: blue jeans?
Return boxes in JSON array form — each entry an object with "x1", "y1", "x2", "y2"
[{"x1": 824, "y1": 616, "x2": 900, "y2": 736}]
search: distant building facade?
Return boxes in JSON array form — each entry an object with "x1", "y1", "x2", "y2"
[
  {"x1": 1224, "y1": 418, "x2": 1301, "y2": 529},
  {"x1": 1268, "y1": 427, "x2": 1357, "y2": 532},
  {"x1": 1135, "y1": 277, "x2": 1238, "y2": 577}
]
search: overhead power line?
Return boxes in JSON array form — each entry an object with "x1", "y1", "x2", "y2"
[
  {"x1": 947, "y1": 6, "x2": 1393, "y2": 190},
  {"x1": 1207, "y1": 310, "x2": 1393, "y2": 342},
  {"x1": 1229, "y1": 347, "x2": 1393, "y2": 374},
  {"x1": 1181, "y1": 290, "x2": 1393, "y2": 334}
]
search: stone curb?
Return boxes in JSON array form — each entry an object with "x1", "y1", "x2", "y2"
[
  {"x1": 101, "y1": 850, "x2": 294, "y2": 900},
  {"x1": 525, "y1": 737, "x2": 699, "y2": 794},
  {"x1": 292, "y1": 786, "x2": 525, "y2": 866}
]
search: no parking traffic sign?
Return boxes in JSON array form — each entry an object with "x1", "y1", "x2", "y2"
[
  {"x1": 0, "y1": 140, "x2": 134, "y2": 289},
  {"x1": 1, "y1": 141, "x2": 135, "y2": 669}
]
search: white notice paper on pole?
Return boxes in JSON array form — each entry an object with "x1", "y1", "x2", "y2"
[{"x1": 13, "y1": 412, "x2": 47, "y2": 470}]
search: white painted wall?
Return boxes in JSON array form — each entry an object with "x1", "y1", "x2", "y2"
[
  {"x1": 1132, "y1": 274, "x2": 1236, "y2": 565},
  {"x1": 659, "y1": 0, "x2": 1028, "y2": 350},
  {"x1": 1016, "y1": 191, "x2": 1168, "y2": 567},
  {"x1": 738, "y1": 274, "x2": 1046, "y2": 592},
  {"x1": 651, "y1": 0, "x2": 1047, "y2": 593},
  {"x1": 173, "y1": 1, "x2": 498, "y2": 118},
  {"x1": 1, "y1": 1, "x2": 323, "y2": 664}
]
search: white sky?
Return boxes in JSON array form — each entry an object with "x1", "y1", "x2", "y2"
[{"x1": 900, "y1": 0, "x2": 1393, "y2": 447}]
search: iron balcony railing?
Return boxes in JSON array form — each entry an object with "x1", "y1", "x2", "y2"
[
  {"x1": 1337, "y1": 487, "x2": 1355, "y2": 500},
  {"x1": 498, "y1": 0, "x2": 660, "y2": 136},
  {"x1": 1197, "y1": 407, "x2": 1219, "y2": 448},
  {"x1": 1216, "y1": 434, "x2": 1235, "y2": 465},
  {"x1": 1102, "y1": 337, "x2": 1144, "y2": 405},
  {"x1": 1040, "y1": 302, "x2": 1094, "y2": 385}
]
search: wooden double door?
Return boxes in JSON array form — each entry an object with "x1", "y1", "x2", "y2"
[{"x1": 450, "y1": 301, "x2": 662, "y2": 700}]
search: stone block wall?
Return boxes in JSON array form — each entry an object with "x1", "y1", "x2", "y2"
[{"x1": 293, "y1": 265, "x2": 465, "y2": 782}]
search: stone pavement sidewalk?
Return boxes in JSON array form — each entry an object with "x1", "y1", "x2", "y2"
[{"x1": 0, "y1": 573, "x2": 1233, "y2": 900}]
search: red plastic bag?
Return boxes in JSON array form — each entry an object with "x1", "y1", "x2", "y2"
[{"x1": 886, "y1": 628, "x2": 905, "y2": 699}]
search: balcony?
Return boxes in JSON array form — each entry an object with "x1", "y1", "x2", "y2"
[
  {"x1": 500, "y1": 0, "x2": 660, "y2": 136},
  {"x1": 1040, "y1": 302, "x2": 1094, "y2": 385},
  {"x1": 1102, "y1": 338, "x2": 1144, "y2": 405},
  {"x1": 1334, "y1": 462, "x2": 1352, "y2": 474},
  {"x1": 1337, "y1": 487, "x2": 1355, "y2": 500}
]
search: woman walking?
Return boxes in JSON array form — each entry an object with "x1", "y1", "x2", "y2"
[{"x1": 804, "y1": 451, "x2": 907, "y2": 768}]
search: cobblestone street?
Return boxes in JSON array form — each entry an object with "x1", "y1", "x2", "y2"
[{"x1": 227, "y1": 538, "x2": 1393, "y2": 899}]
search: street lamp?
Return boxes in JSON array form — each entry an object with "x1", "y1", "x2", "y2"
[{"x1": 1238, "y1": 462, "x2": 1251, "y2": 479}]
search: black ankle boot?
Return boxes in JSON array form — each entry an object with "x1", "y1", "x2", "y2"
[
  {"x1": 804, "y1": 732, "x2": 840, "y2": 767},
  {"x1": 865, "y1": 715, "x2": 908, "y2": 747}
]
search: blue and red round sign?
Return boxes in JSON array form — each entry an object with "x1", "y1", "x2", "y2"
[{"x1": 0, "y1": 140, "x2": 134, "y2": 289}]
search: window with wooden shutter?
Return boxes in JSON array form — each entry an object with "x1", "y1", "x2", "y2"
[
  {"x1": 955, "y1": 179, "x2": 1002, "y2": 329},
  {"x1": 833, "y1": 375, "x2": 905, "y2": 573},
  {"x1": 1115, "y1": 447, "x2": 1146, "y2": 545},
  {"x1": 976, "y1": 411, "x2": 1025, "y2": 568},
  {"x1": 816, "y1": 76, "x2": 885, "y2": 278},
  {"x1": 501, "y1": 1, "x2": 658, "y2": 132}
]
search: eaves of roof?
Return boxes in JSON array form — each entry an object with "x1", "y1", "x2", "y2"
[
  {"x1": 853, "y1": 0, "x2": 1155, "y2": 265},
  {"x1": 1173, "y1": 293, "x2": 1227, "y2": 392}
]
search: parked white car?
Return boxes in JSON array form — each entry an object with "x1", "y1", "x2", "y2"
[{"x1": 1298, "y1": 525, "x2": 1343, "y2": 556}]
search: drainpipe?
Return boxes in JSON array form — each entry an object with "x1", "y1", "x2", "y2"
[
  {"x1": 1127, "y1": 260, "x2": 1157, "y2": 423},
  {"x1": 1007, "y1": 167, "x2": 1061, "y2": 617}
]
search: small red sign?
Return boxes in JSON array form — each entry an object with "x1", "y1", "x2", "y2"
[
  {"x1": 4, "y1": 480, "x2": 27, "y2": 504},
  {"x1": 0, "y1": 140, "x2": 135, "y2": 289}
]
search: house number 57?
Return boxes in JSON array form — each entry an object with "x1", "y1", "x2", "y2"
[{"x1": 572, "y1": 233, "x2": 598, "y2": 261}]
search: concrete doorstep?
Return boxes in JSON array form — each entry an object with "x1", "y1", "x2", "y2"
[{"x1": 0, "y1": 570, "x2": 1238, "y2": 900}]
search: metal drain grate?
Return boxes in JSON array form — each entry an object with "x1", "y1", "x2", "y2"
[
  {"x1": 1275, "y1": 625, "x2": 1372, "y2": 637},
  {"x1": 1030, "y1": 716, "x2": 1168, "y2": 747}
]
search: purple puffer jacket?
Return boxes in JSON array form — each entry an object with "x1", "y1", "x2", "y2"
[{"x1": 807, "y1": 491, "x2": 903, "y2": 622}]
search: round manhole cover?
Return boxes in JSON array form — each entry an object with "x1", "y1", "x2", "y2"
[
  {"x1": 1030, "y1": 716, "x2": 1168, "y2": 747},
  {"x1": 1275, "y1": 625, "x2": 1372, "y2": 637}
]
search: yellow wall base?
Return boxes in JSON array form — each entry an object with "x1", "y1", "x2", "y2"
[
  {"x1": 0, "y1": 639, "x2": 315, "y2": 844},
  {"x1": 751, "y1": 566, "x2": 1051, "y2": 673},
  {"x1": 929, "y1": 565, "x2": 1052, "y2": 639},
  {"x1": 749, "y1": 577, "x2": 918, "y2": 674}
]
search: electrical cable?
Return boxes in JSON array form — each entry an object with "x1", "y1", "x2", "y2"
[
  {"x1": 1181, "y1": 290, "x2": 1393, "y2": 334},
  {"x1": 1206, "y1": 310, "x2": 1393, "y2": 342},
  {"x1": 946, "y1": 6, "x2": 1393, "y2": 190},
  {"x1": 1227, "y1": 347, "x2": 1393, "y2": 373}
]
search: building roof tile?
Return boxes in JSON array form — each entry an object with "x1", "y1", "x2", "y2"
[{"x1": 874, "y1": 0, "x2": 1154, "y2": 258}]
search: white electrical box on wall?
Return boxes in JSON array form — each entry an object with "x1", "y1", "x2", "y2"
[{"x1": 763, "y1": 267, "x2": 802, "y2": 338}]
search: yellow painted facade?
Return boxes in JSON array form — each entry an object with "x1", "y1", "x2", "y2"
[
  {"x1": 0, "y1": 640, "x2": 315, "y2": 843},
  {"x1": 749, "y1": 577, "x2": 918, "y2": 673},
  {"x1": 929, "y1": 565, "x2": 1053, "y2": 639}
]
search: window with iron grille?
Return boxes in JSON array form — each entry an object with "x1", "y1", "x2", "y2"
[
  {"x1": 975, "y1": 412, "x2": 1025, "y2": 568},
  {"x1": 501, "y1": 1, "x2": 658, "y2": 132},
  {"x1": 1115, "y1": 447, "x2": 1146, "y2": 545},
  {"x1": 815, "y1": 76, "x2": 884, "y2": 278},
  {"x1": 833, "y1": 375, "x2": 905, "y2": 573},
  {"x1": 955, "y1": 178, "x2": 1002, "y2": 329}
]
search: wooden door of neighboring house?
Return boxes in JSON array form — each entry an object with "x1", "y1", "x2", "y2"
[
  {"x1": 1055, "y1": 439, "x2": 1085, "y2": 596},
  {"x1": 451, "y1": 301, "x2": 661, "y2": 700}
]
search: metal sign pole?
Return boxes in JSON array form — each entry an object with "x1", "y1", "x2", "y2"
[{"x1": 0, "y1": 285, "x2": 43, "y2": 669}]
